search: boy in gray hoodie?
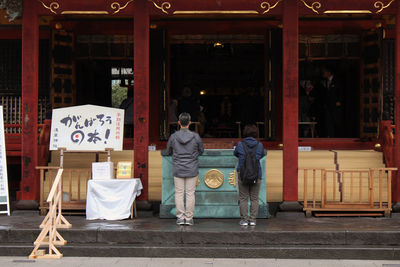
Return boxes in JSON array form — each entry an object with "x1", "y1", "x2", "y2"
[{"x1": 166, "y1": 113, "x2": 204, "y2": 225}]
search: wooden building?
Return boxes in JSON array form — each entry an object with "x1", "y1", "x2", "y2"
[{"x1": 1, "y1": 0, "x2": 400, "y2": 212}]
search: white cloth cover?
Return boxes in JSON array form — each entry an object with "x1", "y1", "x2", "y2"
[{"x1": 86, "y1": 179, "x2": 142, "y2": 220}]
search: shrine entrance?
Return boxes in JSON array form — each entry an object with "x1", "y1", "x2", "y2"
[{"x1": 170, "y1": 39, "x2": 266, "y2": 139}]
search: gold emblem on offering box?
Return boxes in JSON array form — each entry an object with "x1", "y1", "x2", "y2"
[{"x1": 204, "y1": 169, "x2": 224, "y2": 189}]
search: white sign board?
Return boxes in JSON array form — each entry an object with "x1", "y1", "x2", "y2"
[
  {"x1": 50, "y1": 105, "x2": 125, "y2": 151},
  {"x1": 0, "y1": 106, "x2": 10, "y2": 215},
  {"x1": 298, "y1": 146, "x2": 312, "y2": 152}
]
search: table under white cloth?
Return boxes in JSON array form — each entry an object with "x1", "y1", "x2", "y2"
[{"x1": 86, "y1": 178, "x2": 143, "y2": 220}]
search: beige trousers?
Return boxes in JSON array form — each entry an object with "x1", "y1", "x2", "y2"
[{"x1": 174, "y1": 176, "x2": 197, "y2": 220}]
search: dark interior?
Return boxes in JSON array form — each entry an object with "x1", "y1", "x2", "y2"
[
  {"x1": 299, "y1": 59, "x2": 360, "y2": 138},
  {"x1": 170, "y1": 43, "x2": 266, "y2": 138}
]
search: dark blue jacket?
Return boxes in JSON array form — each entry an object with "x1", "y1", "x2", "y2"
[{"x1": 234, "y1": 137, "x2": 266, "y2": 179}]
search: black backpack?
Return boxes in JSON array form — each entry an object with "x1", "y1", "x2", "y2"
[{"x1": 239, "y1": 142, "x2": 259, "y2": 185}]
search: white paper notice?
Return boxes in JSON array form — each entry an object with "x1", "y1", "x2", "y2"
[
  {"x1": 50, "y1": 105, "x2": 125, "y2": 151},
  {"x1": 92, "y1": 162, "x2": 114, "y2": 180},
  {"x1": 0, "y1": 106, "x2": 10, "y2": 215}
]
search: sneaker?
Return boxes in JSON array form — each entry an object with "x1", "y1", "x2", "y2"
[
  {"x1": 239, "y1": 220, "x2": 249, "y2": 226},
  {"x1": 176, "y1": 218, "x2": 185, "y2": 225},
  {"x1": 249, "y1": 221, "x2": 256, "y2": 226},
  {"x1": 185, "y1": 219, "x2": 194, "y2": 226}
]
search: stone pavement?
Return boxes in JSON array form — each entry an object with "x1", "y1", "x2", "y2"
[{"x1": 1, "y1": 257, "x2": 400, "y2": 267}]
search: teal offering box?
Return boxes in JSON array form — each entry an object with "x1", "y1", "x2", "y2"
[{"x1": 159, "y1": 149, "x2": 270, "y2": 218}]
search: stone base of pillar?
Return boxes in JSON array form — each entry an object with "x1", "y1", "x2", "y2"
[
  {"x1": 275, "y1": 211, "x2": 306, "y2": 219},
  {"x1": 279, "y1": 201, "x2": 303, "y2": 212},
  {"x1": 392, "y1": 202, "x2": 400, "y2": 212},
  {"x1": 14, "y1": 200, "x2": 39, "y2": 210},
  {"x1": 136, "y1": 200, "x2": 152, "y2": 210}
]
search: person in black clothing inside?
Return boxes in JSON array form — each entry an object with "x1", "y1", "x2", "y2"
[
  {"x1": 178, "y1": 87, "x2": 200, "y2": 122},
  {"x1": 321, "y1": 66, "x2": 344, "y2": 138},
  {"x1": 299, "y1": 80, "x2": 317, "y2": 137},
  {"x1": 239, "y1": 88, "x2": 260, "y2": 126}
]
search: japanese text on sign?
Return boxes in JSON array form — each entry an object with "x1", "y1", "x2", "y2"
[{"x1": 50, "y1": 105, "x2": 125, "y2": 151}]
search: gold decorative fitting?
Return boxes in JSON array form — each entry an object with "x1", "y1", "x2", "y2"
[
  {"x1": 148, "y1": 0, "x2": 171, "y2": 14},
  {"x1": 173, "y1": 10, "x2": 258, "y2": 14},
  {"x1": 61, "y1": 11, "x2": 109, "y2": 15},
  {"x1": 260, "y1": 0, "x2": 282, "y2": 14},
  {"x1": 37, "y1": 1, "x2": 60, "y2": 14},
  {"x1": 111, "y1": 0, "x2": 134, "y2": 14},
  {"x1": 54, "y1": 23, "x2": 62, "y2": 30},
  {"x1": 323, "y1": 10, "x2": 372, "y2": 14},
  {"x1": 300, "y1": 0, "x2": 322, "y2": 14},
  {"x1": 374, "y1": 0, "x2": 396, "y2": 13},
  {"x1": 228, "y1": 170, "x2": 237, "y2": 187}
]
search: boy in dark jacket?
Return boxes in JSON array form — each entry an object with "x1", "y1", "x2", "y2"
[
  {"x1": 166, "y1": 113, "x2": 204, "y2": 225},
  {"x1": 234, "y1": 124, "x2": 265, "y2": 226}
]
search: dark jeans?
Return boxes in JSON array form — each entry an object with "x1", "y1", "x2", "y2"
[{"x1": 238, "y1": 179, "x2": 261, "y2": 222}]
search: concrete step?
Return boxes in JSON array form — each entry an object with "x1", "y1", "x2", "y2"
[
  {"x1": 3, "y1": 228, "x2": 400, "y2": 246},
  {"x1": 3, "y1": 216, "x2": 400, "y2": 259},
  {"x1": 2, "y1": 243, "x2": 400, "y2": 259}
]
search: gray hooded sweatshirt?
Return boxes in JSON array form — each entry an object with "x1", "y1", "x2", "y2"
[{"x1": 166, "y1": 128, "x2": 204, "y2": 178}]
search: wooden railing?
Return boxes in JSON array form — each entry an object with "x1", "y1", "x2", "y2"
[
  {"x1": 380, "y1": 121, "x2": 395, "y2": 167},
  {"x1": 1, "y1": 96, "x2": 49, "y2": 133},
  {"x1": 301, "y1": 167, "x2": 397, "y2": 217},
  {"x1": 39, "y1": 167, "x2": 91, "y2": 215},
  {"x1": 5, "y1": 120, "x2": 51, "y2": 166},
  {"x1": 1, "y1": 96, "x2": 21, "y2": 133},
  {"x1": 30, "y1": 168, "x2": 71, "y2": 259}
]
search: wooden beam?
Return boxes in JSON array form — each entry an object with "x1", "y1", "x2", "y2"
[
  {"x1": 163, "y1": 20, "x2": 280, "y2": 35},
  {"x1": 282, "y1": 0, "x2": 299, "y2": 202},
  {"x1": 35, "y1": 0, "x2": 397, "y2": 17},
  {"x1": 394, "y1": 1, "x2": 400, "y2": 204},
  {"x1": 134, "y1": 0, "x2": 150, "y2": 200},
  {"x1": 299, "y1": 20, "x2": 384, "y2": 35},
  {"x1": 35, "y1": 0, "x2": 283, "y2": 16},
  {"x1": 0, "y1": 28, "x2": 49, "y2": 40},
  {"x1": 19, "y1": 0, "x2": 39, "y2": 201}
]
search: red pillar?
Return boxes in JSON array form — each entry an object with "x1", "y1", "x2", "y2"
[
  {"x1": 394, "y1": 2, "x2": 400, "y2": 205},
  {"x1": 133, "y1": 0, "x2": 149, "y2": 200},
  {"x1": 19, "y1": 0, "x2": 39, "y2": 202},
  {"x1": 282, "y1": 0, "x2": 299, "y2": 204}
]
